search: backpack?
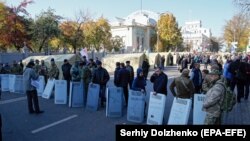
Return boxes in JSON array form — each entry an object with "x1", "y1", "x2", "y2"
[{"x1": 216, "y1": 80, "x2": 236, "y2": 113}]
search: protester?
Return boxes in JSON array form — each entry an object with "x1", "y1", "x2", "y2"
[
  {"x1": 170, "y1": 69, "x2": 194, "y2": 98},
  {"x1": 132, "y1": 68, "x2": 146, "y2": 92},
  {"x1": 114, "y1": 62, "x2": 121, "y2": 87},
  {"x1": 190, "y1": 63, "x2": 202, "y2": 93},
  {"x1": 203, "y1": 65, "x2": 224, "y2": 125},
  {"x1": 91, "y1": 61, "x2": 110, "y2": 107},
  {"x1": 117, "y1": 63, "x2": 130, "y2": 105},
  {"x1": 62, "y1": 59, "x2": 72, "y2": 95},
  {"x1": 126, "y1": 61, "x2": 134, "y2": 88},
  {"x1": 141, "y1": 58, "x2": 150, "y2": 79},
  {"x1": 48, "y1": 58, "x2": 59, "y2": 80},
  {"x1": 40, "y1": 60, "x2": 48, "y2": 84},
  {"x1": 150, "y1": 67, "x2": 168, "y2": 95},
  {"x1": 23, "y1": 61, "x2": 44, "y2": 114}
]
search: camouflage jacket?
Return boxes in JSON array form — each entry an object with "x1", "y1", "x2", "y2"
[
  {"x1": 202, "y1": 75, "x2": 211, "y2": 94},
  {"x1": 170, "y1": 75, "x2": 195, "y2": 99},
  {"x1": 80, "y1": 66, "x2": 92, "y2": 84},
  {"x1": 202, "y1": 78, "x2": 225, "y2": 117},
  {"x1": 11, "y1": 65, "x2": 23, "y2": 75},
  {"x1": 48, "y1": 64, "x2": 59, "y2": 79}
]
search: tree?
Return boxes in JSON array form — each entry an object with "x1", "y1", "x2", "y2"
[
  {"x1": 223, "y1": 13, "x2": 250, "y2": 51},
  {"x1": 0, "y1": 0, "x2": 33, "y2": 51},
  {"x1": 157, "y1": 13, "x2": 183, "y2": 52},
  {"x1": 234, "y1": 0, "x2": 250, "y2": 14},
  {"x1": 108, "y1": 36, "x2": 124, "y2": 52},
  {"x1": 30, "y1": 8, "x2": 61, "y2": 52}
]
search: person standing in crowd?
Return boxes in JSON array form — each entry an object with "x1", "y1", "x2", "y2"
[
  {"x1": 132, "y1": 68, "x2": 146, "y2": 92},
  {"x1": 11, "y1": 60, "x2": 22, "y2": 75},
  {"x1": 244, "y1": 57, "x2": 250, "y2": 100},
  {"x1": 160, "y1": 55, "x2": 165, "y2": 69},
  {"x1": 114, "y1": 62, "x2": 120, "y2": 87},
  {"x1": 23, "y1": 61, "x2": 44, "y2": 114},
  {"x1": 34, "y1": 60, "x2": 41, "y2": 74},
  {"x1": 91, "y1": 61, "x2": 110, "y2": 107},
  {"x1": 82, "y1": 56, "x2": 88, "y2": 64},
  {"x1": 201, "y1": 69, "x2": 210, "y2": 94},
  {"x1": 142, "y1": 58, "x2": 150, "y2": 80},
  {"x1": 170, "y1": 69, "x2": 195, "y2": 99},
  {"x1": 202, "y1": 65, "x2": 225, "y2": 125},
  {"x1": 180, "y1": 56, "x2": 188, "y2": 73},
  {"x1": 126, "y1": 61, "x2": 134, "y2": 88},
  {"x1": 150, "y1": 67, "x2": 168, "y2": 95},
  {"x1": 70, "y1": 61, "x2": 81, "y2": 82},
  {"x1": 62, "y1": 59, "x2": 72, "y2": 95},
  {"x1": 80, "y1": 61, "x2": 92, "y2": 96},
  {"x1": 88, "y1": 58, "x2": 97, "y2": 74},
  {"x1": 40, "y1": 60, "x2": 48, "y2": 84},
  {"x1": 190, "y1": 63, "x2": 202, "y2": 93},
  {"x1": 48, "y1": 58, "x2": 59, "y2": 80},
  {"x1": 223, "y1": 58, "x2": 233, "y2": 86},
  {"x1": 117, "y1": 63, "x2": 130, "y2": 105}
]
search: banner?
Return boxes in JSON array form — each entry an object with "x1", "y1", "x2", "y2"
[
  {"x1": 42, "y1": 78, "x2": 55, "y2": 99},
  {"x1": 69, "y1": 81, "x2": 84, "y2": 107},
  {"x1": 86, "y1": 83, "x2": 100, "y2": 111},
  {"x1": 168, "y1": 97, "x2": 192, "y2": 125},
  {"x1": 36, "y1": 76, "x2": 45, "y2": 96},
  {"x1": 1, "y1": 74, "x2": 9, "y2": 92},
  {"x1": 9, "y1": 75, "x2": 16, "y2": 92},
  {"x1": 55, "y1": 80, "x2": 67, "y2": 104},
  {"x1": 106, "y1": 87, "x2": 123, "y2": 118},
  {"x1": 127, "y1": 90, "x2": 145, "y2": 123},
  {"x1": 193, "y1": 94, "x2": 206, "y2": 125},
  {"x1": 147, "y1": 92, "x2": 166, "y2": 125},
  {"x1": 13, "y1": 75, "x2": 24, "y2": 94}
]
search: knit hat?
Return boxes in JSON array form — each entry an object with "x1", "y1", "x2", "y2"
[{"x1": 182, "y1": 69, "x2": 189, "y2": 76}]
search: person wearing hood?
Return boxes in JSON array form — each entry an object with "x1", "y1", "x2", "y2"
[
  {"x1": 70, "y1": 61, "x2": 81, "y2": 82},
  {"x1": 170, "y1": 69, "x2": 195, "y2": 99},
  {"x1": 132, "y1": 68, "x2": 146, "y2": 92}
]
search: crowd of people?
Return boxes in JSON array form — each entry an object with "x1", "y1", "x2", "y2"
[{"x1": 1, "y1": 52, "x2": 249, "y2": 125}]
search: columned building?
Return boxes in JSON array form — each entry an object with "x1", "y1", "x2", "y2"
[
  {"x1": 110, "y1": 10, "x2": 158, "y2": 53},
  {"x1": 181, "y1": 20, "x2": 212, "y2": 52}
]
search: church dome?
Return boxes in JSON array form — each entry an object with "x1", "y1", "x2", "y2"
[{"x1": 125, "y1": 10, "x2": 158, "y2": 26}]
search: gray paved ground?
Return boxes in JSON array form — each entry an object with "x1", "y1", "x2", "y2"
[{"x1": 0, "y1": 66, "x2": 250, "y2": 141}]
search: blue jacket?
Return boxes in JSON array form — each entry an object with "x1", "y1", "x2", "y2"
[
  {"x1": 190, "y1": 68, "x2": 202, "y2": 86},
  {"x1": 223, "y1": 63, "x2": 232, "y2": 80},
  {"x1": 132, "y1": 68, "x2": 146, "y2": 91},
  {"x1": 150, "y1": 72, "x2": 168, "y2": 95}
]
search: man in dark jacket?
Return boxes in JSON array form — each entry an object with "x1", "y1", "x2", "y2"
[
  {"x1": 150, "y1": 67, "x2": 168, "y2": 95},
  {"x1": 142, "y1": 59, "x2": 150, "y2": 79},
  {"x1": 117, "y1": 63, "x2": 130, "y2": 105},
  {"x1": 92, "y1": 61, "x2": 110, "y2": 107},
  {"x1": 126, "y1": 61, "x2": 134, "y2": 88},
  {"x1": 62, "y1": 59, "x2": 72, "y2": 95}
]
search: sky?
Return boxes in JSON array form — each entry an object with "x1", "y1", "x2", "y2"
[{"x1": 3, "y1": 0, "x2": 239, "y2": 37}]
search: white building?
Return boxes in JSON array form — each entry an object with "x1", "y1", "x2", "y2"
[
  {"x1": 110, "y1": 10, "x2": 158, "y2": 53},
  {"x1": 181, "y1": 20, "x2": 212, "y2": 52}
]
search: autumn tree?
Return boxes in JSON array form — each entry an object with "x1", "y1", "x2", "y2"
[
  {"x1": 223, "y1": 13, "x2": 250, "y2": 51},
  {"x1": 30, "y1": 8, "x2": 61, "y2": 52},
  {"x1": 157, "y1": 13, "x2": 183, "y2": 52},
  {"x1": 0, "y1": 0, "x2": 33, "y2": 51},
  {"x1": 108, "y1": 36, "x2": 124, "y2": 52}
]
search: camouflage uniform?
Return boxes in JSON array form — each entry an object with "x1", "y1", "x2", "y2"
[
  {"x1": 34, "y1": 64, "x2": 42, "y2": 74},
  {"x1": 11, "y1": 64, "x2": 23, "y2": 75},
  {"x1": 203, "y1": 78, "x2": 225, "y2": 125},
  {"x1": 202, "y1": 75, "x2": 212, "y2": 94},
  {"x1": 48, "y1": 64, "x2": 59, "y2": 79},
  {"x1": 80, "y1": 66, "x2": 92, "y2": 94}
]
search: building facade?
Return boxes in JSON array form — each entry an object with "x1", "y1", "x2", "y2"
[
  {"x1": 110, "y1": 10, "x2": 158, "y2": 53},
  {"x1": 181, "y1": 20, "x2": 212, "y2": 52}
]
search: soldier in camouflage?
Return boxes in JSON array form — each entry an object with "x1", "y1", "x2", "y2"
[
  {"x1": 34, "y1": 60, "x2": 41, "y2": 74},
  {"x1": 48, "y1": 58, "x2": 59, "y2": 80},
  {"x1": 203, "y1": 65, "x2": 225, "y2": 125},
  {"x1": 11, "y1": 60, "x2": 23, "y2": 75}
]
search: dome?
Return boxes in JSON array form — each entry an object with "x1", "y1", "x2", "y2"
[{"x1": 125, "y1": 10, "x2": 158, "y2": 26}]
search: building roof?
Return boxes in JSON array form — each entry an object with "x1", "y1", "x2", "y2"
[{"x1": 111, "y1": 10, "x2": 158, "y2": 27}]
